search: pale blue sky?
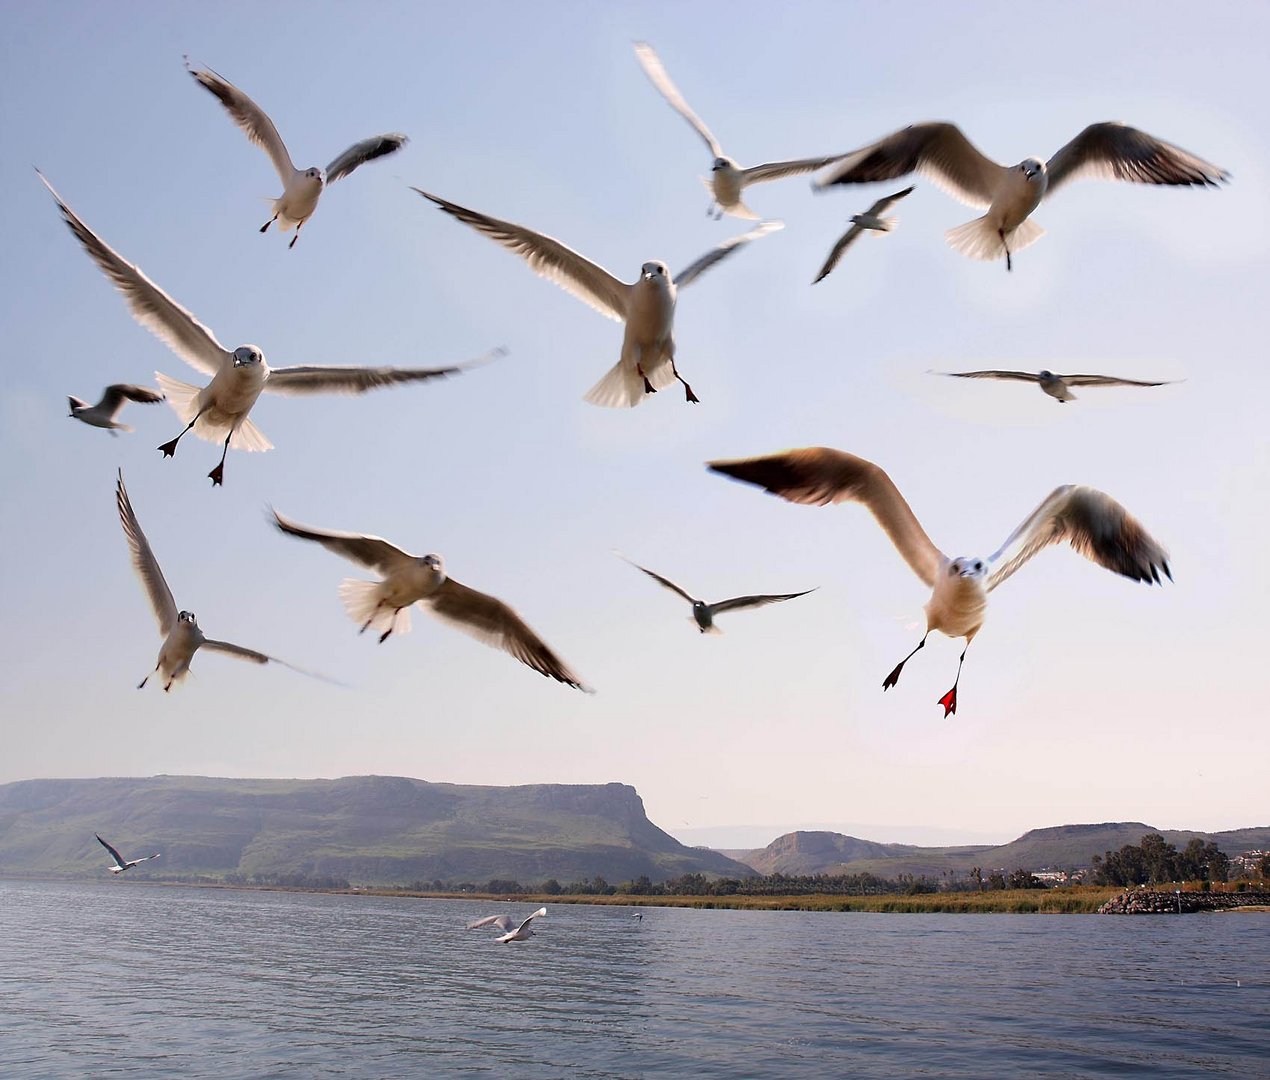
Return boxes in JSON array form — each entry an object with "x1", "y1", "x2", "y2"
[{"x1": 2, "y1": 1, "x2": 1266, "y2": 847}]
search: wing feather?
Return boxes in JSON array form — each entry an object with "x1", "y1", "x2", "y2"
[
  {"x1": 115, "y1": 471, "x2": 178, "y2": 636},
  {"x1": 812, "y1": 225, "x2": 864, "y2": 283},
  {"x1": 1045, "y1": 122, "x2": 1228, "y2": 195},
  {"x1": 96, "y1": 834, "x2": 127, "y2": 867},
  {"x1": 617, "y1": 555, "x2": 697, "y2": 604},
  {"x1": 938, "y1": 370, "x2": 1041, "y2": 383},
  {"x1": 325, "y1": 134, "x2": 408, "y2": 183},
  {"x1": 271, "y1": 510, "x2": 417, "y2": 576},
  {"x1": 633, "y1": 42, "x2": 723, "y2": 158},
  {"x1": 741, "y1": 155, "x2": 848, "y2": 185},
  {"x1": 185, "y1": 58, "x2": 295, "y2": 182},
  {"x1": 467, "y1": 914, "x2": 516, "y2": 931},
  {"x1": 674, "y1": 220, "x2": 782, "y2": 288},
  {"x1": 1060, "y1": 374, "x2": 1173, "y2": 388},
  {"x1": 264, "y1": 347, "x2": 502, "y2": 395},
  {"x1": 710, "y1": 589, "x2": 816, "y2": 614}
]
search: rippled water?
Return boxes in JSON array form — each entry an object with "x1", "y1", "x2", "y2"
[{"x1": 2, "y1": 880, "x2": 1266, "y2": 1077}]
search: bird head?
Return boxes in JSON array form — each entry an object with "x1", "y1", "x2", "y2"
[
  {"x1": 948, "y1": 557, "x2": 988, "y2": 582},
  {"x1": 641, "y1": 261, "x2": 669, "y2": 284},
  {"x1": 422, "y1": 554, "x2": 446, "y2": 583},
  {"x1": 711, "y1": 156, "x2": 736, "y2": 173},
  {"x1": 304, "y1": 167, "x2": 324, "y2": 183},
  {"x1": 178, "y1": 610, "x2": 197, "y2": 624},
  {"x1": 1038, "y1": 369, "x2": 1056, "y2": 380},
  {"x1": 231, "y1": 345, "x2": 263, "y2": 368},
  {"x1": 1019, "y1": 158, "x2": 1045, "y2": 181}
]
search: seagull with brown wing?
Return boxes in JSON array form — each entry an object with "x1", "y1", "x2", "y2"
[{"x1": 935, "y1": 368, "x2": 1177, "y2": 403}]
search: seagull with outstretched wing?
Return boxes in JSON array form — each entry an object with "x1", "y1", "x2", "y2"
[
  {"x1": 813, "y1": 186, "x2": 915, "y2": 283},
  {"x1": 494, "y1": 907, "x2": 547, "y2": 943},
  {"x1": 708, "y1": 448, "x2": 1170, "y2": 716},
  {"x1": 935, "y1": 368, "x2": 1176, "y2": 403},
  {"x1": 185, "y1": 58, "x2": 406, "y2": 247},
  {"x1": 68, "y1": 383, "x2": 164, "y2": 433},
  {"x1": 96, "y1": 834, "x2": 161, "y2": 874},
  {"x1": 813, "y1": 121, "x2": 1226, "y2": 270}
]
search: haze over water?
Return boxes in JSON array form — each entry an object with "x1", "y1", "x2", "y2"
[{"x1": 3, "y1": 881, "x2": 1266, "y2": 1077}]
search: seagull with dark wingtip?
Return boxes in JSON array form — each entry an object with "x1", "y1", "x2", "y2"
[
  {"x1": 96, "y1": 834, "x2": 161, "y2": 874},
  {"x1": 68, "y1": 383, "x2": 164, "y2": 433},
  {"x1": 934, "y1": 368, "x2": 1177, "y2": 403}
]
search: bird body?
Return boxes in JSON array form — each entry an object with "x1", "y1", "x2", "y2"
[{"x1": 68, "y1": 383, "x2": 163, "y2": 433}]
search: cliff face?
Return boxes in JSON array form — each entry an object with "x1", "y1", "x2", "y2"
[{"x1": 0, "y1": 775, "x2": 754, "y2": 885}]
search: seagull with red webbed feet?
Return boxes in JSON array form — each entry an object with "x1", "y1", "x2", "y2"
[{"x1": 708, "y1": 448, "x2": 1171, "y2": 716}]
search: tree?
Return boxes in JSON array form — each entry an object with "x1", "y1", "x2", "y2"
[
  {"x1": 539, "y1": 878, "x2": 562, "y2": 895},
  {"x1": 970, "y1": 867, "x2": 983, "y2": 891}
]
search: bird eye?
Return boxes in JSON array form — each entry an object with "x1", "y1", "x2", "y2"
[{"x1": 975, "y1": 561, "x2": 983, "y2": 571}]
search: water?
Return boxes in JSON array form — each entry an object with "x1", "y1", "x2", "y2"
[{"x1": 1, "y1": 880, "x2": 1266, "y2": 1077}]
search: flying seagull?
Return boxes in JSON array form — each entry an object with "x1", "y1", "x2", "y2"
[
  {"x1": 185, "y1": 58, "x2": 407, "y2": 247},
  {"x1": 40, "y1": 172, "x2": 494, "y2": 485},
  {"x1": 483, "y1": 907, "x2": 547, "y2": 944},
  {"x1": 934, "y1": 369, "x2": 1177, "y2": 403},
  {"x1": 631, "y1": 912, "x2": 643, "y2": 921},
  {"x1": 96, "y1": 834, "x2": 161, "y2": 874},
  {"x1": 707, "y1": 448, "x2": 1170, "y2": 716},
  {"x1": 270, "y1": 509, "x2": 592, "y2": 692},
  {"x1": 117, "y1": 471, "x2": 318, "y2": 692},
  {"x1": 415, "y1": 188, "x2": 780, "y2": 407},
  {"x1": 812, "y1": 186, "x2": 915, "y2": 283},
  {"x1": 634, "y1": 42, "x2": 845, "y2": 220},
  {"x1": 617, "y1": 553, "x2": 815, "y2": 633},
  {"x1": 813, "y1": 121, "x2": 1226, "y2": 269},
  {"x1": 68, "y1": 383, "x2": 164, "y2": 433}
]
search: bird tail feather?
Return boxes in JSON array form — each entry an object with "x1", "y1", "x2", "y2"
[
  {"x1": 945, "y1": 215, "x2": 1046, "y2": 262},
  {"x1": 583, "y1": 358, "x2": 674, "y2": 409},
  {"x1": 68, "y1": 396, "x2": 89, "y2": 412},
  {"x1": 338, "y1": 578, "x2": 411, "y2": 637}
]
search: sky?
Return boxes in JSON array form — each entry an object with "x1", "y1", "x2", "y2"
[{"x1": 1, "y1": 1, "x2": 1267, "y2": 849}]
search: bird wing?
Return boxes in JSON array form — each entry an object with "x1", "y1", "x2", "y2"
[
  {"x1": 424, "y1": 578, "x2": 592, "y2": 692},
  {"x1": 1060, "y1": 374, "x2": 1173, "y2": 388},
  {"x1": 811, "y1": 224, "x2": 865, "y2": 283},
  {"x1": 271, "y1": 509, "x2": 417, "y2": 576},
  {"x1": 100, "y1": 384, "x2": 165, "y2": 411},
  {"x1": 263, "y1": 347, "x2": 502, "y2": 395},
  {"x1": 325, "y1": 133, "x2": 408, "y2": 183},
  {"x1": 133, "y1": 853, "x2": 161, "y2": 865},
  {"x1": 115, "y1": 471, "x2": 178, "y2": 636},
  {"x1": 96, "y1": 834, "x2": 127, "y2": 867},
  {"x1": 675, "y1": 220, "x2": 783, "y2": 288},
  {"x1": 415, "y1": 190, "x2": 629, "y2": 322},
  {"x1": 1045, "y1": 122, "x2": 1228, "y2": 196},
  {"x1": 633, "y1": 42, "x2": 723, "y2": 158},
  {"x1": 865, "y1": 185, "x2": 917, "y2": 215},
  {"x1": 185, "y1": 58, "x2": 296, "y2": 183},
  {"x1": 467, "y1": 914, "x2": 516, "y2": 931},
  {"x1": 937, "y1": 370, "x2": 1041, "y2": 383},
  {"x1": 39, "y1": 172, "x2": 229, "y2": 377},
  {"x1": 710, "y1": 588, "x2": 817, "y2": 615},
  {"x1": 199, "y1": 640, "x2": 272, "y2": 665},
  {"x1": 813, "y1": 123, "x2": 1001, "y2": 209},
  {"x1": 987, "y1": 485, "x2": 1171, "y2": 592},
  {"x1": 741, "y1": 155, "x2": 848, "y2": 185},
  {"x1": 617, "y1": 555, "x2": 698, "y2": 604},
  {"x1": 515, "y1": 907, "x2": 548, "y2": 934},
  {"x1": 707, "y1": 448, "x2": 946, "y2": 589}
]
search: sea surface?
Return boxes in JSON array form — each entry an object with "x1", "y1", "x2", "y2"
[{"x1": 1, "y1": 879, "x2": 1267, "y2": 1078}]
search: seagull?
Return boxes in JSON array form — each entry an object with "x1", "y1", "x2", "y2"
[
  {"x1": 813, "y1": 121, "x2": 1227, "y2": 269},
  {"x1": 934, "y1": 369, "x2": 1177, "y2": 403},
  {"x1": 631, "y1": 912, "x2": 643, "y2": 921},
  {"x1": 812, "y1": 186, "x2": 915, "y2": 283},
  {"x1": 634, "y1": 42, "x2": 845, "y2": 220},
  {"x1": 96, "y1": 834, "x2": 161, "y2": 874},
  {"x1": 707, "y1": 448, "x2": 1170, "y2": 716},
  {"x1": 68, "y1": 383, "x2": 164, "y2": 433},
  {"x1": 617, "y1": 553, "x2": 815, "y2": 633},
  {"x1": 185, "y1": 58, "x2": 407, "y2": 247},
  {"x1": 270, "y1": 509, "x2": 592, "y2": 691},
  {"x1": 40, "y1": 172, "x2": 494, "y2": 485},
  {"x1": 415, "y1": 188, "x2": 780, "y2": 407},
  {"x1": 469, "y1": 907, "x2": 547, "y2": 943},
  {"x1": 117, "y1": 471, "x2": 318, "y2": 692}
]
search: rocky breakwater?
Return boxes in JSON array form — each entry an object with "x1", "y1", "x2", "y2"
[{"x1": 1098, "y1": 889, "x2": 1270, "y2": 914}]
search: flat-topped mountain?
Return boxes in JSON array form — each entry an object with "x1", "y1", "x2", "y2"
[{"x1": 0, "y1": 775, "x2": 754, "y2": 886}]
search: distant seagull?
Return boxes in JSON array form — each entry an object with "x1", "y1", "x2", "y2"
[
  {"x1": 415, "y1": 189, "x2": 780, "y2": 407},
  {"x1": 185, "y1": 58, "x2": 407, "y2": 247},
  {"x1": 617, "y1": 553, "x2": 815, "y2": 634},
  {"x1": 813, "y1": 121, "x2": 1227, "y2": 269},
  {"x1": 117, "y1": 471, "x2": 317, "y2": 691},
  {"x1": 469, "y1": 907, "x2": 547, "y2": 943},
  {"x1": 634, "y1": 43, "x2": 845, "y2": 220},
  {"x1": 40, "y1": 173, "x2": 493, "y2": 486},
  {"x1": 270, "y1": 510, "x2": 592, "y2": 692},
  {"x1": 935, "y1": 369, "x2": 1177, "y2": 403},
  {"x1": 707, "y1": 448, "x2": 1170, "y2": 716},
  {"x1": 631, "y1": 912, "x2": 643, "y2": 921},
  {"x1": 68, "y1": 383, "x2": 164, "y2": 433},
  {"x1": 812, "y1": 186, "x2": 915, "y2": 283},
  {"x1": 96, "y1": 834, "x2": 160, "y2": 874}
]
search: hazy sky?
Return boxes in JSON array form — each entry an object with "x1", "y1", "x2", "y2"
[{"x1": 2, "y1": 1, "x2": 1267, "y2": 848}]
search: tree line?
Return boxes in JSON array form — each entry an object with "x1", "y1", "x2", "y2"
[{"x1": 1090, "y1": 833, "x2": 1230, "y2": 886}]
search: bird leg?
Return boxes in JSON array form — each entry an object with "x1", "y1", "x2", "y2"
[
  {"x1": 207, "y1": 432, "x2": 232, "y2": 487},
  {"x1": 999, "y1": 228, "x2": 1012, "y2": 272},
  {"x1": 260, "y1": 213, "x2": 278, "y2": 234},
  {"x1": 636, "y1": 363, "x2": 657, "y2": 395},
  {"x1": 883, "y1": 634, "x2": 927, "y2": 690},
  {"x1": 377, "y1": 608, "x2": 405, "y2": 644},
  {"x1": 670, "y1": 358, "x2": 699, "y2": 404},
  {"x1": 937, "y1": 645, "x2": 970, "y2": 718},
  {"x1": 158, "y1": 410, "x2": 205, "y2": 458},
  {"x1": 289, "y1": 221, "x2": 304, "y2": 250},
  {"x1": 137, "y1": 666, "x2": 156, "y2": 690}
]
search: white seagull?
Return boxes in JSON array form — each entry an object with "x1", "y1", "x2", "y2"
[
  {"x1": 935, "y1": 368, "x2": 1177, "y2": 403},
  {"x1": 41, "y1": 173, "x2": 494, "y2": 485},
  {"x1": 117, "y1": 471, "x2": 317, "y2": 692},
  {"x1": 813, "y1": 121, "x2": 1226, "y2": 269},
  {"x1": 708, "y1": 448, "x2": 1170, "y2": 716},
  {"x1": 415, "y1": 188, "x2": 780, "y2": 407},
  {"x1": 812, "y1": 186, "x2": 915, "y2": 284},
  {"x1": 617, "y1": 553, "x2": 815, "y2": 634},
  {"x1": 68, "y1": 383, "x2": 164, "y2": 433},
  {"x1": 271, "y1": 509, "x2": 592, "y2": 692},
  {"x1": 634, "y1": 42, "x2": 845, "y2": 220},
  {"x1": 185, "y1": 58, "x2": 407, "y2": 247},
  {"x1": 96, "y1": 834, "x2": 161, "y2": 874},
  {"x1": 496, "y1": 908, "x2": 548, "y2": 944}
]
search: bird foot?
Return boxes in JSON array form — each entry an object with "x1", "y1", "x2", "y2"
[
  {"x1": 882, "y1": 661, "x2": 905, "y2": 691},
  {"x1": 157, "y1": 438, "x2": 180, "y2": 458},
  {"x1": 938, "y1": 686, "x2": 958, "y2": 717},
  {"x1": 207, "y1": 463, "x2": 225, "y2": 487},
  {"x1": 288, "y1": 234, "x2": 299, "y2": 250},
  {"x1": 643, "y1": 377, "x2": 657, "y2": 395},
  {"x1": 377, "y1": 627, "x2": 393, "y2": 644},
  {"x1": 137, "y1": 676, "x2": 149, "y2": 690},
  {"x1": 683, "y1": 384, "x2": 700, "y2": 404},
  {"x1": 260, "y1": 220, "x2": 272, "y2": 234}
]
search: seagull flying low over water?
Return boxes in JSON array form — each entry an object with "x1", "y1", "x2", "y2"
[
  {"x1": 40, "y1": 173, "x2": 495, "y2": 486},
  {"x1": 117, "y1": 471, "x2": 319, "y2": 692},
  {"x1": 617, "y1": 553, "x2": 816, "y2": 634},
  {"x1": 415, "y1": 189, "x2": 780, "y2": 407},
  {"x1": 68, "y1": 383, "x2": 164, "y2": 433},
  {"x1": 708, "y1": 448, "x2": 1170, "y2": 716},
  {"x1": 185, "y1": 58, "x2": 407, "y2": 247},
  {"x1": 96, "y1": 834, "x2": 160, "y2": 874},
  {"x1": 475, "y1": 907, "x2": 547, "y2": 944},
  {"x1": 812, "y1": 186, "x2": 915, "y2": 284},
  {"x1": 934, "y1": 369, "x2": 1177, "y2": 403},
  {"x1": 634, "y1": 42, "x2": 846, "y2": 220},
  {"x1": 813, "y1": 121, "x2": 1227, "y2": 270},
  {"x1": 270, "y1": 510, "x2": 592, "y2": 692}
]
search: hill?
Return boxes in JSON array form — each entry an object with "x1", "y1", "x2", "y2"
[{"x1": 0, "y1": 775, "x2": 754, "y2": 886}]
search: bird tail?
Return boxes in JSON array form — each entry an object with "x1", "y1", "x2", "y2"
[
  {"x1": 68, "y1": 395, "x2": 89, "y2": 413},
  {"x1": 583, "y1": 357, "x2": 674, "y2": 409},
  {"x1": 945, "y1": 215, "x2": 1045, "y2": 262},
  {"x1": 154, "y1": 372, "x2": 273, "y2": 451},
  {"x1": 877, "y1": 215, "x2": 899, "y2": 232},
  {"x1": 229, "y1": 416, "x2": 273, "y2": 452},
  {"x1": 338, "y1": 578, "x2": 411, "y2": 637},
  {"x1": 155, "y1": 371, "x2": 202, "y2": 424}
]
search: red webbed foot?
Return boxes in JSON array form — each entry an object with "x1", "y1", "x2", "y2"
[{"x1": 938, "y1": 686, "x2": 957, "y2": 717}]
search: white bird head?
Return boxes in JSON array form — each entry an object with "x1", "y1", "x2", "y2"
[
  {"x1": 711, "y1": 156, "x2": 737, "y2": 174},
  {"x1": 641, "y1": 261, "x2": 670, "y2": 284},
  {"x1": 947, "y1": 557, "x2": 988, "y2": 582},
  {"x1": 231, "y1": 345, "x2": 264, "y2": 368},
  {"x1": 421, "y1": 553, "x2": 446, "y2": 580},
  {"x1": 303, "y1": 167, "x2": 324, "y2": 183},
  {"x1": 178, "y1": 610, "x2": 198, "y2": 624},
  {"x1": 1019, "y1": 158, "x2": 1045, "y2": 181}
]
